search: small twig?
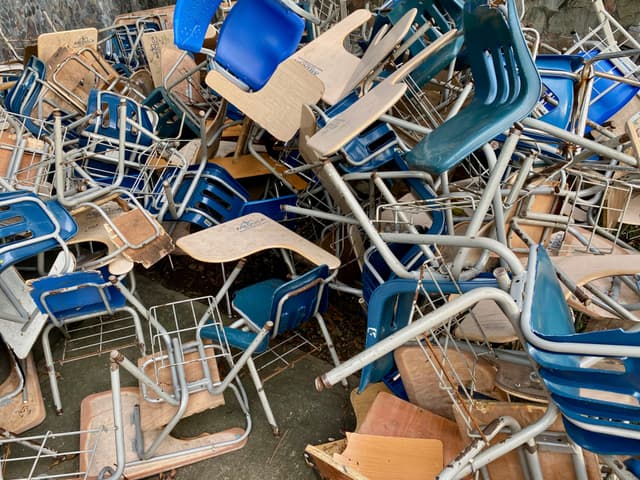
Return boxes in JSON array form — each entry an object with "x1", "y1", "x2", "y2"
[{"x1": 267, "y1": 428, "x2": 290, "y2": 465}]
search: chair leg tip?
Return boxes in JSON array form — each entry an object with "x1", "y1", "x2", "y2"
[
  {"x1": 55, "y1": 408, "x2": 63, "y2": 416},
  {"x1": 272, "y1": 426, "x2": 280, "y2": 437}
]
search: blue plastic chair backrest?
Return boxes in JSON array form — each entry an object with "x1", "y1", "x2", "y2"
[
  {"x1": 5, "y1": 56, "x2": 46, "y2": 114},
  {"x1": 174, "y1": 0, "x2": 224, "y2": 53},
  {"x1": 239, "y1": 193, "x2": 298, "y2": 223},
  {"x1": 143, "y1": 88, "x2": 185, "y2": 139},
  {"x1": 270, "y1": 264, "x2": 329, "y2": 335},
  {"x1": 523, "y1": 245, "x2": 640, "y2": 454},
  {"x1": 387, "y1": 0, "x2": 464, "y2": 87},
  {"x1": 535, "y1": 55, "x2": 584, "y2": 130},
  {"x1": 84, "y1": 89, "x2": 156, "y2": 147},
  {"x1": 29, "y1": 270, "x2": 126, "y2": 321},
  {"x1": 213, "y1": 0, "x2": 305, "y2": 90},
  {"x1": 0, "y1": 192, "x2": 77, "y2": 271},
  {"x1": 405, "y1": 0, "x2": 541, "y2": 175},
  {"x1": 142, "y1": 87, "x2": 199, "y2": 139},
  {"x1": 359, "y1": 274, "x2": 499, "y2": 391},
  {"x1": 173, "y1": 162, "x2": 249, "y2": 228},
  {"x1": 4, "y1": 56, "x2": 47, "y2": 135}
]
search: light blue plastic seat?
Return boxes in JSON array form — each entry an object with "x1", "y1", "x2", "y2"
[{"x1": 405, "y1": 0, "x2": 541, "y2": 176}]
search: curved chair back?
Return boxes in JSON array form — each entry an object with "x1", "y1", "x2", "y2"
[
  {"x1": 406, "y1": 0, "x2": 541, "y2": 175},
  {"x1": 535, "y1": 55, "x2": 584, "y2": 131},
  {"x1": 29, "y1": 269, "x2": 126, "y2": 322},
  {"x1": 523, "y1": 244, "x2": 640, "y2": 455},
  {"x1": 0, "y1": 192, "x2": 77, "y2": 272},
  {"x1": 83, "y1": 89, "x2": 156, "y2": 149},
  {"x1": 213, "y1": 0, "x2": 305, "y2": 90},
  {"x1": 269, "y1": 264, "x2": 329, "y2": 336},
  {"x1": 388, "y1": 0, "x2": 464, "y2": 87},
  {"x1": 173, "y1": 163, "x2": 249, "y2": 228},
  {"x1": 4, "y1": 56, "x2": 47, "y2": 135},
  {"x1": 359, "y1": 274, "x2": 499, "y2": 391},
  {"x1": 173, "y1": 0, "x2": 224, "y2": 53},
  {"x1": 143, "y1": 87, "x2": 198, "y2": 139}
]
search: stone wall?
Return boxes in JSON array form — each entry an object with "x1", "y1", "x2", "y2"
[
  {"x1": 1, "y1": 0, "x2": 638, "y2": 62},
  {"x1": 522, "y1": 0, "x2": 640, "y2": 46},
  {"x1": 0, "y1": 0, "x2": 172, "y2": 61}
]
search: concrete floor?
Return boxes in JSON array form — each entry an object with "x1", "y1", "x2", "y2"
[{"x1": 12, "y1": 269, "x2": 357, "y2": 479}]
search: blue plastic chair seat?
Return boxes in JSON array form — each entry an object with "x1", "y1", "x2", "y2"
[
  {"x1": 29, "y1": 270, "x2": 126, "y2": 321},
  {"x1": 524, "y1": 244, "x2": 640, "y2": 456},
  {"x1": 201, "y1": 323, "x2": 270, "y2": 354},
  {"x1": 213, "y1": 0, "x2": 305, "y2": 90}
]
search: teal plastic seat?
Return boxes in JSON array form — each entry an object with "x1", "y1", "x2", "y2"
[
  {"x1": 405, "y1": 0, "x2": 541, "y2": 176},
  {"x1": 387, "y1": 0, "x2": 465, "y2": 88},
  {"x1": 200, "y1": 264, "x2": 340, "y2": 434}
]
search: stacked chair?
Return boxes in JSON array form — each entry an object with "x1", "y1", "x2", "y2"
[{"x1": 1, "y1": 0, "x2": 640, "y2": 477}]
